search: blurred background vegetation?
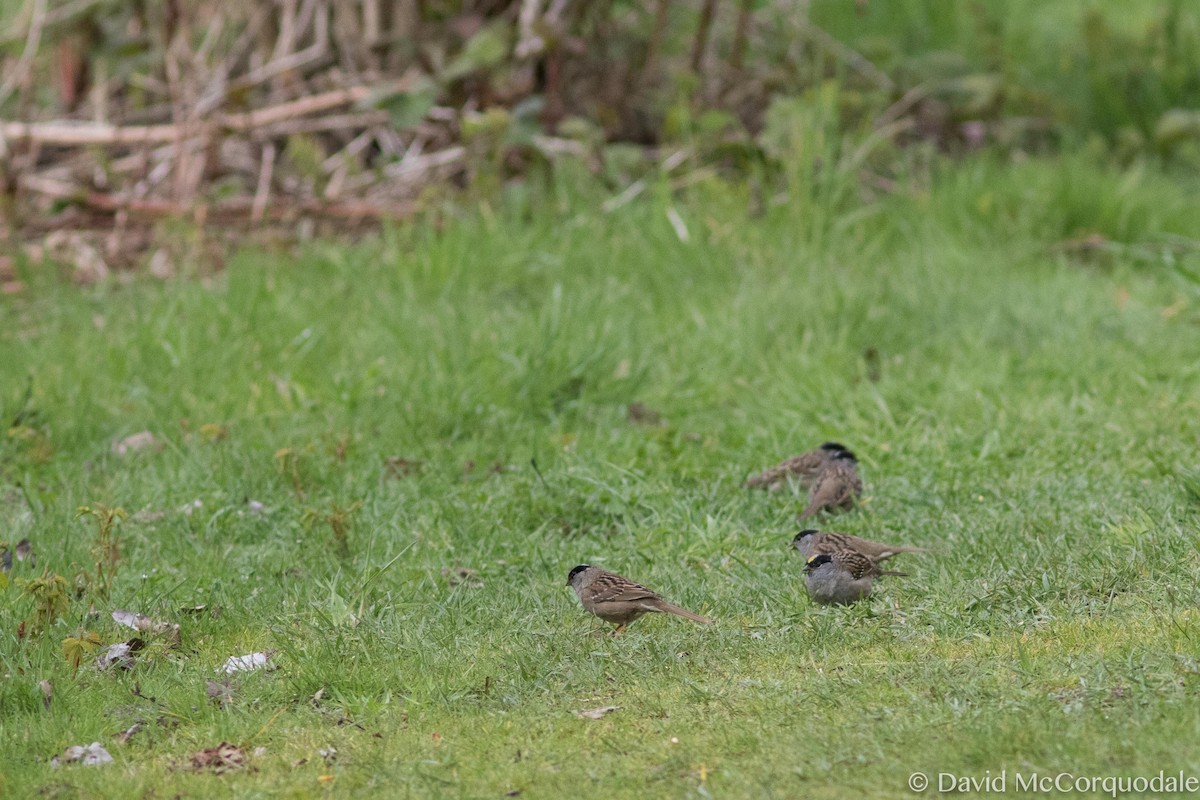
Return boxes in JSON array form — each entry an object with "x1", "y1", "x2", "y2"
[{"x1": 0, "y1": 0, "x2": 1198, "y2": 280}]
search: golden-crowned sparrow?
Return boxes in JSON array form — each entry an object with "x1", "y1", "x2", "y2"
[
  {"x1": 792, "y1": 529, "x2": 929, "y2": 563},
  {"x1": 744, "y1": 442, "x2": 849, "y2": 491},
  {"x1": 799, "y1": 450, "x2": 863, "y2": 519},
  {"x1": 567, "y1": 565, "x2": 709, "y2": 633},
  {"x1": 802, "y1": 550, "x2": 905, "y2": 605}
]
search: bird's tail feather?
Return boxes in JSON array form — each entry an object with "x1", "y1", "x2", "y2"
[{"x1": 655, "y1": 601, "x2": 710, "y2": 624}]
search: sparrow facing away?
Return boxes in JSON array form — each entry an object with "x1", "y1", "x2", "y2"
[
  {"x1": 567, "y1": 565, "x2": 710, "y2": 634},
  {"x1": 792, "y1": 529, "x2": 930, "y2": 563},
  {"x1": 799, "y1": 450, "x2": 863, "y2": 519},
  {"x1": 744, "y1": 442, "x2": 850, "y2": 491},
  {"x1": 802, "y1": 550, "x2": 906, "y2": 606}
]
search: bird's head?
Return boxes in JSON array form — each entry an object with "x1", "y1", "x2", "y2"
[
  {"x1": 793, "y1": 529, "x2": 819, "y2": 546},
  {"x1": 831, "y1": 449, "x2": 857, "y2": 463},
  {"x1": 820, "y1": 442, "x2": 849, "y2": 453},
  {"x1": 567, "y1": 564, "x2": 591, "y2": 587},
  {"x1": 805, "y1": 554, "x2": 833, "y2": 573}
]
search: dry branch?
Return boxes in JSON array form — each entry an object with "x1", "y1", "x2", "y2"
[{"x1": 0, "y1": 86, "x2": 375, "y2": 146}]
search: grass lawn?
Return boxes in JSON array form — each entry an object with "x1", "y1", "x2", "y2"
[{"x1": 2, "y1": 154, "x2": 1200, "y2": 798}]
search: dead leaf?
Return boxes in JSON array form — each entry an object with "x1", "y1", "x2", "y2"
[
  {"x1": 247, "y1": 500, "x2": 265, "y2": 514},
  {"x1": 117, "y1": 723, "x2": 143, "y2": 745},
  {"x1": 190, "y1": 742, "x2": 245, "y2": 773},
  {"x1": 626, "y1": 402, "x2": 663, "y2": 425},
  {"x1": 148, "y1": 248, "x2": 173, "y2": 279},
  {"x1": 44, "y1": 231, "x2": 109, "y2": 284},
  {"x1": 575, "y1": 705, "x2": 620, "y2": 720},
  {"x1": 97, "y1": 638, "x2": 145, "y2": 671},
  {"x1": 112, "y1": 431, "x2": 160, "y2": 456},
  {"x1": 252, "y1": 746, "x2": 267, "y2": 757},
  {"x1": 51, "y1": 742, "x2": 114, "y2": 767},
  {"x1": 112, "y1": 609, "x2": 149, "y2": 631},
  {"x1": 1161, "y1": 299, "x2": 1187, "y2": 318},
  {"x1": 198, "y1": 423, "x2": 228, "y2": 441},
  {"x1": 318, "y1": 747, "x2": 337, "y2": 764},
  {"x1": 39, "y1": 679, "x2": 52, "y2": 710},
  {"x1": 207, "y1": 680, "x2": 234, "y2": 708},
  {"x1": 112, "y1": 610, "x2": 179, "y2": 643},
  {"x1": 221, "y1": 652, "x2": 270, "y2": 673},
  {"x1": 384, "y1": 456, "x2": 425, "y2": 478},
  {"x1": 442, "y1": 565, "x2": 483, "y2": 589}
]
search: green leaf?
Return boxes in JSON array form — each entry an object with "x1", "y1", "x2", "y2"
[
  {"x1": 1155, "y1": 109, "x2": 1200, "y2": 150},
  {"x1": 442, "y1": 22, "x2": 512, "y2": 83},
  {"x1": 360, "y1": 77, "x2": 439, "y2": 130},
  {"x1": 386, "y1": 90, "x2": 438, "y2": 130},
  {"x1": 63, "y1": 631, "x2": 102, "y2": 672}
]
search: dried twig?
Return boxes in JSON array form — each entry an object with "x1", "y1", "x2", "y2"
[
  {"x1": 79, "y1": 192, "x2": 414, "y2": 222},
  {"x1": 0, "y1": 0, "x2": 48, "y2": 109},
  {"x1": 0, "y1": 120, "x2": 182, "y2": 146},
  {"x1": 383, "y1": 145, "x2": 466, "y2": 180},
  {"x1": 0, "y1": 87, "x2": 375, "y2": 145},
  {"x1": 251, "y1": 142, "x2": 275, "y2": 222},
  {"x1": 690, "y1": 0, "x2": 717, "y2": 74},
  {"x1": 641, "y1": 0, "x2": 671, "y2": 83},
  {"x1": 219, "y1": 86, "x2": 371, "y2": 131},
  {"x1": 516, "y1": 0, "x2": 546, "y2": 59},
  {"x1": 729, "y1": 0, "x2": 754, "y2": 72}
]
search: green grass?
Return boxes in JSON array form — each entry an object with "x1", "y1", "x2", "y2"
[
  {"x1": 2, "y1": 153, "x2": 1200, "y2": 798},
  {"x1": 814, "y1": 0, "x2": 1200, "y2": 146}
]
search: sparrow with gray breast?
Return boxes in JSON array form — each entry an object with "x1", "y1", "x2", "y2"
[
  {"x1": 802, "y1": 550, "x2": 906, "y2": 605},
  {"x1": 799, "y1": 450, "x2": 863, "y2": 519},
  {"x1": 566, "y1": 565, "x2": 710, "y2": 633},
  {"x1": 792, "y1": 529, "x2": 929, "y2": 563},
  {"x1": 744, "y1": 442, "x2": 849, "y2": 491}
]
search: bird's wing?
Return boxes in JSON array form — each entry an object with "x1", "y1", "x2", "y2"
[
  {"x1": 807, "y1": 471, "x2": 846, "y2": 508},
  {"x1": 817, "y1": 532, "x2": 852, "y2": 553},
  {"x1": 834, "y1": 550, "x2": 878, "y2": 580},
  {"x1": 745, "y1": 454, "x2": 811, "y2": 487},
  {"x1": 589, "y1": 574, "x2": 659, "y2": 604}
]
